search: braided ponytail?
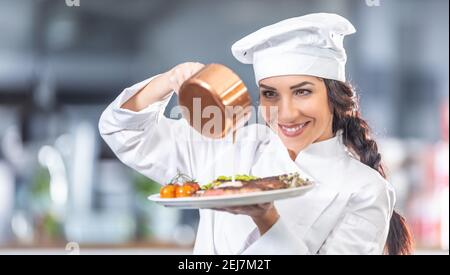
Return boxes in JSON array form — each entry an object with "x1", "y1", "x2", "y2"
[{"x1": 324, "y1": 79, "x2": 413, "y2": 255}]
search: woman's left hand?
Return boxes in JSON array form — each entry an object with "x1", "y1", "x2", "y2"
[{"x1": 213, "y1": 203, "x2": 280, "y2": 235}]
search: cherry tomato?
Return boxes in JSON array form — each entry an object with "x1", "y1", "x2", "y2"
[
  {"x1": 160, "y1": 184, "x2": 176, "y2": 198},
  {"x1": 176, "y1": 184, "x2": 196, "y2": 197},
  {"x1": 185, "y1": 182, "x2": 200, "y2": 192}
]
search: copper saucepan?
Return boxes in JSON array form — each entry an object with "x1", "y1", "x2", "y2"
[{"x1": 178, "y1": 64, "x2": 252, "y2": 139}]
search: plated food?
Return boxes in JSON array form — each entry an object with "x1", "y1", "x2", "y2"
[
  {"x1": 150, "y1": 172, "x2": 313, "y2": 209},
  {"x1": 159, "y1": 172, "x2": 310, "y2": 198}
]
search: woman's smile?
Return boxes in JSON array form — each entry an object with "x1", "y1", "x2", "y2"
[{"x1": 278, "y1": 121, "x2": 311, "y2": 137}]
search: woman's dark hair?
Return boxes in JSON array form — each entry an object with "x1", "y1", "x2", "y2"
[{"x1": 324, "y1": 79, "x2": 413, "y2": 255}]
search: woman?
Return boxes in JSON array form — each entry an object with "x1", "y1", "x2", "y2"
[{"x1": 99, "y1": 13, "x2": 412, "y2": 254}]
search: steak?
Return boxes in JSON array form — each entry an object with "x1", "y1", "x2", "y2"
[{"x1": 195, "y1": 173, "x2": 309, "y2": 197}]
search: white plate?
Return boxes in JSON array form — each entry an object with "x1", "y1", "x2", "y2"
[{"x1": 148, "y1": 183, "x2": 314, "y2": 209}]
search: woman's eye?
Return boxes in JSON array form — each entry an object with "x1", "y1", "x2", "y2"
[
  {"x1": 261, "y1": 90, "x2": 278, "y2": 98},
  {"x1": 294, "y1": 89, "x2": 311, "y2": 96}
]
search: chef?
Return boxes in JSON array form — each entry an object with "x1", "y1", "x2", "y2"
[{"x1": 99, "y1": 13, "x2": 412, "y2": 255}]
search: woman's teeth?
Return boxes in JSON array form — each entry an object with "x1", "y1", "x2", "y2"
[
  {"x1": 280, "y1": 123, "x2": 306, "y2": 132},
  {"x1": 279, "y1": 122, "x2": 309, "y2": 136}
]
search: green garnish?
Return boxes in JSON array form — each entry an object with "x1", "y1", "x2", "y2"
[
  {"x1": 201, "y1": 181, "x2": 222, "y2": 190},
  {"x1": 215, "y1": 174, "x2": 260, "y2": 181},
  {"x1": 201, "y1": 174, "x2": 260, "y2": 190}
]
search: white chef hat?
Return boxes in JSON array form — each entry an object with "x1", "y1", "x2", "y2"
[{"x1": 231, "y1": 13, "x2": 356, "y2": 84}]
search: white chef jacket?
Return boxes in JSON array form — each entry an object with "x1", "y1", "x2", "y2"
[{"x1": 99, "y1": 76, "x2": 395, "y2": 255}]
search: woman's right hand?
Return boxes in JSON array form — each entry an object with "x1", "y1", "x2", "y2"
[
  {"x1": 164, "y1": 62, "x2": 205, "y2": 95},
  {"x1": 121, "y1": 62, "x2": 205, "y2": 112}
]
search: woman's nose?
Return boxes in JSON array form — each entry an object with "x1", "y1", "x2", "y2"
[{"x1": 278, "y1": 97, "x2": 299, "y2": 122}]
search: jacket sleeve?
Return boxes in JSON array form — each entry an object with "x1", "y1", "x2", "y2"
[
  {"x1": 98, "y1": 76, "x2": 202, "y2": 184},
  {"x1": 241, "y1": 180, "x2": 395, "y2": 255},
  {"x1": 241, "y1": 217, "x2": 311, "y2": 255}
]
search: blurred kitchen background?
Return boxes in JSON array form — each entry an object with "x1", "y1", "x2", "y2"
[{"x1": 0, "y1": 0, "x2": 448, "y2": 254}]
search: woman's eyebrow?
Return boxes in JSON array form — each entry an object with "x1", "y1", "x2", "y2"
[
  {"x1": 260, "y1": 81, "x2": 314, "y2": 90},
  {"x1": 259, "y1": 84, "x2": 276, "y2": 90},
  {"x1": 290, "y1": 81, "x2": 314, "y2": 89}
]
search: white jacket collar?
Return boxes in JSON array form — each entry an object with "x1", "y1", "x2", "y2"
[{"x1": 296, "y1": 130, "x2": 349, "y2": 161}]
